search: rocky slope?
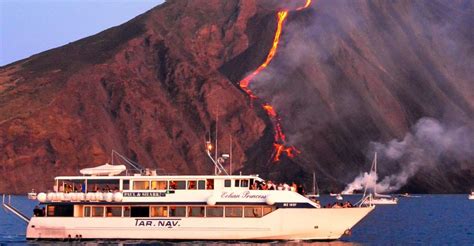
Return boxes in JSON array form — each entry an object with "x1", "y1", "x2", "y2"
[{"x1": 0, "y1": 0, "x2": 472, "y2": 193}]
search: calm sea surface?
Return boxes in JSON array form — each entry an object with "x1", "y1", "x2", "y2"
[{"x1": 1, "y1": 194, "x2": 473, "y2": 245}]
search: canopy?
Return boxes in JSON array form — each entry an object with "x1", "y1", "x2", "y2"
[{"x1": 80, "y1": 163, "x2": 126, "y2": 176}]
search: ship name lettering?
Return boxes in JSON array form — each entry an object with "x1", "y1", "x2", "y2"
[
  {"x1": 221, "y1": 191, "x2": 267, "y2": 199},
  {"x1": 135, "y1": 219, "x2": 180, "y2": 228}
]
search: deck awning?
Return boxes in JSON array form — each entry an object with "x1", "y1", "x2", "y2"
[{"x1": 79, "y1": 163, "x2": 126, "y2": 176}]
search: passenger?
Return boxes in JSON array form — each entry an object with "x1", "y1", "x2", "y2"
[
  {"x1": 291, "y1": 182, "x2": 297, "y2": 192},
  {"x1": 277, "y1": 183, "x2": 284, "y2": 190},
  {"x1": 314, "y1": 200, "x2": 321, "y2": 208},
  {"x1": 283, "y1": 183, "x2": 290, "y2": 191},
  {"x1": 79, "y1": 184, "x2": 85, "y2": 193},
  {"x1": 33, "y1": 206, "x2": 42, "y2": 217},
  {"x1": 332, "y1": 203, "x2": 341, "y2": 208},
  {"x1": 297, "y1": 184, "x2": 305, "y2": 195},
  {"x1": 250, "y1": 182, "x2": 257, "y2": 190},
  {"x1": 206, "y1": 182, "x2": 213, "y2": 190},
  {"x1": 267, "y1": 181, "x2": 275, "y2": 190}
]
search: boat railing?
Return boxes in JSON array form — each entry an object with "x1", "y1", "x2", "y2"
[
  {"x1": 355, "y1": 193, "x2": 373, "y2": 207},
  {"x1": 2, "y1": 194, "x2": 30, "y2": 223}
]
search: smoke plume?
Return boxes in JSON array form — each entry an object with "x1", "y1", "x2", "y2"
[{"x1": 343, "y1": 117, "x2": 474, "y2": 194}]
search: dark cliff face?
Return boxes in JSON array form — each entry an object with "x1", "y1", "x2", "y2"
[{"x1": 0, "y1": 0, "x2": 472, "y2": 193}]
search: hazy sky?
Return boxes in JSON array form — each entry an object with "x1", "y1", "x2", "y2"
[{"x1": 0, "y1": 0, "x2": 165, "y2": 66}]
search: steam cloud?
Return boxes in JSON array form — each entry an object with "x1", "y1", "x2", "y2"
[{"x1": 343, "y1": 117, "x2": 474, "y2": 194}]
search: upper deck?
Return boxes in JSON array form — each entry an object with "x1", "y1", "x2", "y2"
[{"x1": 53, "y1": 174, "x2": 265, "y2": 193}]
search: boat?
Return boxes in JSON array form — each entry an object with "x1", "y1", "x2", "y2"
[
  {"x1": 17, "y1": 147, "x2": 375, "y2": 241},
  {"x1": 469, "y1": 191, "x2": 474, "y2": 200},
  {"x1": 362, "y1": 153, "x2": 398, "y2": 205},
  {"x1": 305, "y1": 171, "x2": 320, "y2": 199},
  {"x1": 27, "y1": 189, "x2": 37, "y2": 200},
  {"x1": 336, "y1": 194, "x2": 344, "y2": 201},
  {"x1": 399, "y1": 193, "x2": 420, "y2": 198}
]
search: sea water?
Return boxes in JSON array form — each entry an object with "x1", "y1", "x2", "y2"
[{"x1": 1, "y1": 194, "x2": 473, "y2": 245}]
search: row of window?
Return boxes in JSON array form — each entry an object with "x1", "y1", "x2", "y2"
[
  {"x1": 80, "y1": 205, "x2": 275, "y2": 218},
  {"x1": 56, "y1": 178, "x2": 256, "y2": 192},
  {"x1": 130, "y1": 179, "x2": 214, "y2": 190},
  {"x1": 130, "y1": 179, "x2": 252, "y2": 190}
]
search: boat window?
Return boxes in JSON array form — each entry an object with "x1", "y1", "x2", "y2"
[
  {"x1": 263, "y1": 206, "x2": 275, "y2": 216},
  {"x1": 169, "y1": 206, "x2": 186, "y2": 217},
  {"x1": 206, "y1": 179, "x2": 214, "y2": 190},
  {"x1": 46, "y1": 205, "x2": 74, "y2": 217},
  {"x1": 87, "y1": 179, "x2": 120, "y2": 192},
  {"x1": 151, "y1": 206, "x2": 168, "y2": 217},
  {"x1": 206, "y1": 206, "x2": 223, "y2": 217},
  {"x1": 224, "y1": 180, "x2": 231, "y2": 187},
  {"x1": 188, "y1": 206, "x2": 205, "y2": 217},
  {"x1": 169, "y1": 181, "x2": 186, "y2": 190},
  {"x1": 131, "y1": 206, "x2": 150, "y2": 217},
  {"x1": 151, "y1": 181, "x2": 167, "y2": 190},
  {"x1": 105, "y1": 207, "x2": 122, "y2": 217},
  {"x1": 225, "y1": 207, "x2": 243, "y2": 217},
  {"x1": 241, "y1": 180, "x2": 249, "y2": 188},
  {"x1": 84, "y1": 206, "x2": 91, "y2": 217},
  {"x1": 188, "y1": 181, "x2": 197, "y2": 190},
  {"x1": 123, "y1": 206, "x2": 131, "y2": 217},
  {"x1": 234, "y1": 180, "x2": 240, "y2": 187},
  {"x1": 92, "y1": 207, "x2": 104, "y2": 217},
  {"x1": 122, "y1": 180, "x2": 130, "y2": 190},
  {"x1": 198, "y1": 180, "x2": 206, "y2": 190},
  {"x1": 133, "y1": 181, "x2": 150, "y2": 190},
  {"x1": 244, "y1": 207, "x2": 262, "y2": 218}
]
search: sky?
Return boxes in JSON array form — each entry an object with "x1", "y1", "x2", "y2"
[{"x1": 0, "y1": 0, "x2": 165, "y2": 66}]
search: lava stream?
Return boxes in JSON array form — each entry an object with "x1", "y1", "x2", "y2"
[{"x1": 238, "y1": 0, "x2": 311, "y2": 162}]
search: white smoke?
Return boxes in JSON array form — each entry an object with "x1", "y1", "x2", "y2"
[{"x1": 343, "y1": 117, "x2": 474, "y2": 194}]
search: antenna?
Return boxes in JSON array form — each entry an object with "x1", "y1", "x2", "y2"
[
  {"x1": 111, "y1": 150, "x2": 143, "y2": 172},
  {"x1": 205, "y1": 141, "x2": 229, "y2": 175},
  {"x1": 230, "y1": 135, "x2": 233, "y2": 175},
  {"x1": 215, "y1": 109, "x2": 218, "y2": 175}
]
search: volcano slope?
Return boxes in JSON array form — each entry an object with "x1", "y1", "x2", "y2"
[{"x1": 0, "y1": 0, "x2": 472, "y2": 193}]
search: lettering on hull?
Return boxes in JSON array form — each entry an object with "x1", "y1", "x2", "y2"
[
  {"x1": 124, "y1": 192, "x2": 166, "y2": 197},
  {"x1": 221, "y1": 191, "x2": 267, "y2": 199},
  {"x1": 135, "y1": 219, "x2": 181, "y2": 228}
]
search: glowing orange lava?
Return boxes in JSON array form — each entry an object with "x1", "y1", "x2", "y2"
[
  {"x1": 238, "y1": 0, "x2": 312, "y2": 162},
  {"x1": 239, "y1": 11, "x2": 288, "y2": 99}
]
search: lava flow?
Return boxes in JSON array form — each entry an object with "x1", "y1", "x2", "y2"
[{"x1": 238, "y1": 0, "x2": 311, "y2": 162}]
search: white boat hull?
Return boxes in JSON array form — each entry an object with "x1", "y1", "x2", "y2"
[
  {"x1": 363, "y1": 198, "x2": 398, "y2": 205},
  {"x1": 27, "y1": 206, "x2": 374, "y2": 240},
  {"x1": 468, "y1": 194, "x2": 474, "y2": 200}
]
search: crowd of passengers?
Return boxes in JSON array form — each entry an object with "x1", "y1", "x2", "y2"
[
  {"x1": 325, "y1": 201, "x2": 353, "y2": 208},
  {"x1": 250, "y1": 180, "x2": 305, "y2": 195},
  {"x1": 58, "y1": 184, "x2": 119, "y2": 193}
]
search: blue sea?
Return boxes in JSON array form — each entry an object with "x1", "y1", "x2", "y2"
[{"x1": 1, "y1": 194, "x2": 473, "y2": 245}]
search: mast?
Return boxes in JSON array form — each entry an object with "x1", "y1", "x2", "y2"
[
  {"x1": 374, "y1": 152, "x2": 377, "y2": 195},
  {"x1": 215, "y1": 110, "x2": 218, "y2": 175},
  {"x1": 230, "y1": 135, "x2": 233, "y2": 175}
]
